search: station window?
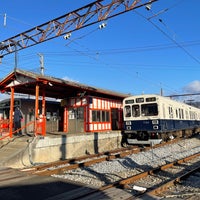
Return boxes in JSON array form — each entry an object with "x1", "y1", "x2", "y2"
[
  {"x1": 77, "y1": 108, "x2": 84, "y2": 119},
  {"x1": 102, "y1": 111, "x2": 110, "y2": 122},
  {"x1": 92, "y1": 110, "x2": 100, "y2": 122},
  {"x1": 92, "y1": 110, "x2": 110, "y2": 122}
]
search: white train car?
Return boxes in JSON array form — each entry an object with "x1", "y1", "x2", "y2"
[{"x1": 122, "y1": 94, "x2": 200, "y2": 146}]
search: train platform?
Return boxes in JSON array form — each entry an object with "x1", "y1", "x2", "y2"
[
  {"x1": 0, "y1": 135, "x2": 31, "y2": 168},
  {"x1": 0, "y1": 131, "x2": 122, "y2": 169}
]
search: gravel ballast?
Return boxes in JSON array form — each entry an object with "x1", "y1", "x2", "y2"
[{"x1": 52, "y1": 136, "x2": 200, "y2": 190}]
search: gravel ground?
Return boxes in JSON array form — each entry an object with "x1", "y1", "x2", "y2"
[
  {"x1": 160, "y1": 169, "x2": 200, "y2": 200},
  {"x1": 52, "y1": 136, "x2": 200, "y2": 190}
]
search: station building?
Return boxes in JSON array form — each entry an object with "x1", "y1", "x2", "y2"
[
  {"x1": 0, "y1": 69, "x2": 128, "y2": 136},
  {"x1": 0, "y1": 69, "x2": 129, "y2": 166}
]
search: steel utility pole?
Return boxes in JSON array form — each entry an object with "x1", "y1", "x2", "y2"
[{"x1": 38, "y1": 53, "x2": 44, "y2": 75}]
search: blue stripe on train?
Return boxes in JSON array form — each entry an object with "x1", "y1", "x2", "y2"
[{"x1": 124, "y1": 119, "x2": 200, "y2": 132}]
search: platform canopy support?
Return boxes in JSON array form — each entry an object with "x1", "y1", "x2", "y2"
[
  {"x1": 9, "y1": 87, "x2": 14, "y2": 138},
  {"x1": 34, "y1": 84, "x2": 46, "y2": 137}
]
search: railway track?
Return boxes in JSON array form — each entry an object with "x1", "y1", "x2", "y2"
[
  {"x1": 23, "y1": 145, "x2": 141, "y2": 175},
  {"x1": 0, "y1": 136, "x2": 199, "y2": 200},
  {"x1": 24, "y1": 138, "x2": 180, "y2": 176},
  {"x1": 65, "y1": 152, "x2": 200, "y2": 200}
]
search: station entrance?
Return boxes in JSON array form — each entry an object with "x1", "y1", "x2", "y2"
[{"x1": 68, "y1": 107, "x2": 84, "y2": 133}]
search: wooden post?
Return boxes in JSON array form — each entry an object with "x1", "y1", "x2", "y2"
[
  {"x1": 9, "y1": 87, "x2": 14, "y2": 137},
  {"x1": 41, "y1": 88, "x2": 46, "y2": 136},
  {"x1": 35, "y1": 84, "x2": 39, "y2": 136},
  {"x1": 63, "y1": 107, "x2": 68, "y2": 132}
]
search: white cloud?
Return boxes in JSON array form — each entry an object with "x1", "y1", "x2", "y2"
[{"x1": 183, "y1": 80, "x2": 200, "y2": 93}]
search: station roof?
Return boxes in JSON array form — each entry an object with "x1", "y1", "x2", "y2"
[{"x1": 0, "y1": 69, "x2": 129, "y2": 100}]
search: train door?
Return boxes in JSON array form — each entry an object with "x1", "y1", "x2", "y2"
[
  {"x1": 68, "y1": 107, "x2": 84, "y2": 133},
  {"x1": 111, "y1": 108, "x2": 120, "y2": 130}
]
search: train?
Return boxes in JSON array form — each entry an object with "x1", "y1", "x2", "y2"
[{"x1": 121, "y1": 94, "x2": 200, "y2": 146}]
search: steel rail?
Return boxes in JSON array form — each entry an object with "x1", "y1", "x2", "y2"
[
  {"x1": 26, "y1": 138, "x2": 180, "y2": 176},
  {"x1": 70, "y1": 152, "x2": 200, "y2": 199},
  {"x1": 32, "y1": 146, "x2": 141, "y2": 176},
  {"x1": 139, "y1": 162, "x2": 200, "y2": 199}
]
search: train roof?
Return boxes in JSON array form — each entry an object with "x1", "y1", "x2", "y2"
[
  {"x1": 124, "y1": 94, "x2": 168, "y2": 100},
  {"x1": 0, "y1": 68, "x2": 129, "y2": 100},
  {"x1": 124, "y1": 94, "x2": 200, "y2": 110}
]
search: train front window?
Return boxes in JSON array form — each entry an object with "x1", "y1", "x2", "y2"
[
  {"x1": 124, "y1": 105, "x2": 131, "y2": 117},
  {"x1": 132, "y1": 105, "x2": 140, "y2": 117},
  {"x1": 141, "y1": 103, "x2": 158, "y2": 116}
]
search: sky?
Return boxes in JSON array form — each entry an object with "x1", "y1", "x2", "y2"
[{"x1": 0, "y1": 0, "x2": 200, "y2": 102}]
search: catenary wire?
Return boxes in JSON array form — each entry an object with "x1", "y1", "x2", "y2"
[{"x1": 134, "y1": 1, "x2": 200, "y2": 66}]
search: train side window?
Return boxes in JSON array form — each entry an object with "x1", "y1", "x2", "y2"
[
  {"x1": 168, "y1": 106, "x2": 173, "y2": 118},
  {"x1": 195, "y1": 112, "x2": 197, "y2": 120},
  {"x1": 185, "y1": 111, "x2": 189, "y2": 119},
  {"x1": 132, "y1": 105, "x2": 140, "y2": 117},
  {"x1": 178, "y1": 108, "x2": 183, "y2": 119},
  {"x1": 171, "y1": 108, "x2": 174, "y2": 118},
  {"x1": 176, "y1": 109, "x2": 178, "y2": 118},
  {"x1": 181, "y1": 109, "x2": 184, "y2": 119},
  {"x1": 178, "y1": 108, "x2": 184, "y2": 119},
  {"x1": 124, "y1": 106, "x2": 131, "y2": 117}
]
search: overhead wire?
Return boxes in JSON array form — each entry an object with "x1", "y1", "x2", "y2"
[
  {"x1": 149, "y1": 20, "x2": 200, "y2": 65},
  {"x1": 134, "y1": 0, "x2": 200, "y2": 65},
  {"x1": 60, "y1": 29, "x2": 181, "y2": 95},
  {"x1": 2, "y1": 7, "x2": 200, "y2": 71},
  {"x1": 42, "y1": 40, "x2": 200, "y2": 56},
  {"x1": 131, "y1": 0, "x2": 199, "y2": 96},
  {"x1": 135, "y1": 71, "x2": 180, "y2": 94}
]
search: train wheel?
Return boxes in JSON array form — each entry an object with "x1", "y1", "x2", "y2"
[{"x1": 161, "y1": 133, "x2": 168, "y2": 142}]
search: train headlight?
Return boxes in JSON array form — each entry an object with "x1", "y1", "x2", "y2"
[
  {"x1": 126, "y1": 121, "x2": 132, "y2": 125},
  {"x1": 153, "y1": 125, "x2": 158, "y2": 130},
  {"x1": 126, "y1": 126, "x2": 131, "y2": 130},
  {"x1": 152, "y1": 120, "x2": 158, "y2": 124}
]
